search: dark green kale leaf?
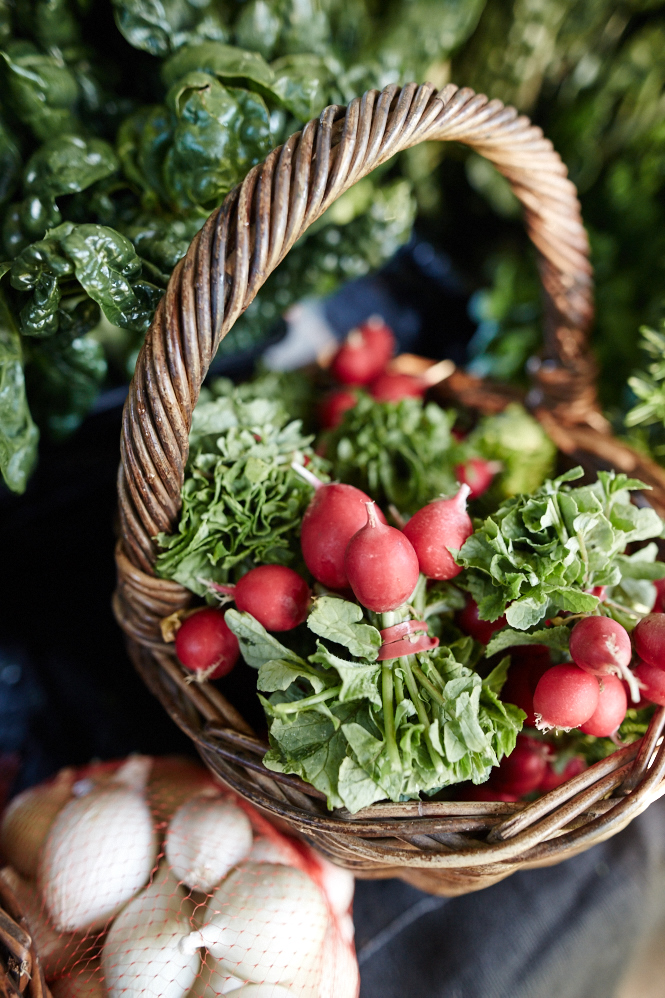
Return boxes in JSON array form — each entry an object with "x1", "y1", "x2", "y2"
[
  {"x1": 161, "y1": 40, "x2": 277, "y2": 96},
  {"x1": 9, "y1": 222, "x2": 161, "y2": 338},
  {"x1": 0, "y1": 41, "x2": 80, "y2": 140},
  {"x1": 24, "y1": 298, "x2": 106, "y2": 440},
  {"x1": 0, "y1": 288, "x2": 39, "y2": 492},
  {"x1": 0, "y1": 113, "x2": 21, "y2": 208},
  {"x1": 457, "y1": 468, "x2": 665, "y2": 630},
  {"x1": 163, "y1": 73, "x2": 271, "y2": 211},
  {"x1": 112, "y1": 0, "x2": 228, "y2": 58},
  {"x1": 4, "y1": 135, "x2": 120, "y2": 257},
  {"x1": 154, "y1": 383, "x2": 329, "y2": 594}
]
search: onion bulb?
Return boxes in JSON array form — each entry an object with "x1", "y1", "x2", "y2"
[
  {"x1": 40, "y1": 756, "x2": 157, "y2": 931},
  {"x1": 1, "y1": 767, "x2": 76, "y2": 878},
  {"x1": 318, "y1": 922, "x2": 359, "y2": 998},
  {"x1": 50, "y1": 959, "x2": 107, "y2": 998},
  {"x1": 0, "y1": 866, "x2": 91, "y2": 981},
  {"x1": 181, "y1": 863, "x2": 328, "y2": 988},
  {"x1": 166, "y1": 792, "x2": 252, "y2": 891},
  {"x1": 186, "y1": 957, "x2": 244, "y2": 996},
  {"x1": 232, "y1": 987, "x2": 297, "y2": 997},
  {"x1": 102, "y1": 864, "x2": 199, "y2": 998}
]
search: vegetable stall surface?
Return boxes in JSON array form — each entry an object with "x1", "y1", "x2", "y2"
[{"x1": 0, "y1": 754, "x2": 360, "y2": 997}]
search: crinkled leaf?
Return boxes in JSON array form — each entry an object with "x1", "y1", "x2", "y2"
[
  {"x1": 0, "y1": 290, "x2": 38, "y2": 492},
  {"x1": 162, "y1": 40, "x2": 275, "y2": 95},
  {"x1": 155, "y1": 381, "x2": 328, "y2": 594},
  {"x1": 336, "y1": 755, "x2": 386, "y2": 813},
  {"x1": 1, "y1": 42, "x2": 79, "y2": 140},
  {"x1": 307, "y1": 595, "x2": 381, "y2": 660},
  {"x1": 270, "y1": 54, "x2": 331, "y2": 120},
  {"x1": 112, "y1": 0, "x2": 228, "y2": 57},
  {"x1": 24, "y1": 136, "x2": 119, "y2": 199},
  {"x1": 257, "y1": 658, "x2": 331, "y2": 695},
  {"x1": 163, "y1": 74, "x2": 271, "y2": 211}
]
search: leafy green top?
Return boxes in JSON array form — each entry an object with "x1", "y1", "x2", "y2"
[
  {"x1": 154, "y1": 379, "x2": 328, "y2": 594},
  {"x1": 457, "y1": 467, "x2": 664, "y2": 630},
  {"x1": 225, "y1": 596, "x2": 523, "y2": 813}
]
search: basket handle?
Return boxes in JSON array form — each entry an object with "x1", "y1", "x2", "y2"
[{"x1": 118, "y1": 82, "x2": 594, "y2": 572}]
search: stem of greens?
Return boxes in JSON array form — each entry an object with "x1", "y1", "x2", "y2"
[
  {"x1": 381, "y1": 663, "x2": 401, "y2": 773},
  {"x1": 411, "y1": 663, "x2": 445, "y2": 705},
  {"x1": 399, "y1": 656, "x2": 440, "y2": 771},
  {"x1": 273, "y1": 686, "x2": 342, "y2": 714}
]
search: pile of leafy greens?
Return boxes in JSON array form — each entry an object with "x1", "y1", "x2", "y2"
[
  {"x1": 458, "y1": 468, "x2": 665, "y2": 636},
  {"x1": 226, "y1": 595, "x2": 523, "y2": 813},
  {"x1": 324, "y1": 393, "x2": 555, "y2": 515},
  {"x1": 154, "y1": 378, "x2": 328, "y2": 594}
]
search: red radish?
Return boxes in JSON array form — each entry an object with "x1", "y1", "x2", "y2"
[
  {"x1": 369, "y1": 372, "x2": 424, "y2": 402},
  {"x1": 211, "y1": 566, "x2": 310, "y2": 632},
  {"x1": 377, "y1": 633, "x2": 439, "y2": 660},
  {"x1": 569, "y1": 615, "x2": 640, "y2": 702},
  {"x1": 330, "y1": 320, "x2": 395, "y2": 386},
  {"x1": 344, "y1": 503, "x2": 420, "y2": 612},
  {"x1": 402, "y1": 485, "x2": 473, "y2": 581},
  {"x1": 539, "y1": 757, "x2": 586, "y2": 793},
  {"x1": 454, "y1": 458, "x2": 501, "y2": 500},
  {"x1": 492, "y1": 735, "x2": 550, "y2": 797},
  {"x1": 457, "y1": 597, "x2": 507, "y2": 644},
  {"x1": 569, "y1": 616, "x2": 631, "y2": 675},
  {"x1": 175, "y1": 608, "x2": 239, "y2": 680},
  {"x1": 532, "y1": 664, "x2": 600, "y2": 731},
  {"x1": 300, "y1": 482, "x2": 387, "y2": 590},
  {"x1": 633, "y1": 613, "x2": 665, "y2": 669},
  {"x1": 380, "y1": 620, "x2": 428, "y2": 642},
  {"x1": 319, "y1": 389, "x2": 357, "y2": 429},
  {"x1": 579, "y1": 674, "x2": 627, "y2": 736},
  {"x1": 633, "y1": 661, "x2": 665, "y2": 706},
  {"x1": 460, "y1": 785, "x2": 519, "y2": 803},
  {"x1": 621, "y1": 679, "x2": 650, "y2": 711},
  {"x1": 500, "y1": 646, "x2": 551, "y2": 726},
  {"x1": 589, "y1": 585, "x2": 607, "y2": 601}
]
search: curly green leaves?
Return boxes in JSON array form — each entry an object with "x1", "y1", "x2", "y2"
[
  {"x1": 0, "y1": 290, "x2": 39, "y2": 493},
  {"x1": 112, "y1": 0, "x2": 228, "y2": 58},
  {"x1": 119, "y1": 74, "x2": 271, "y2": 213},
  {"x1": 9, "y1": 222, "x2": 161, "y2": 338},
  {"x1": 4, "y1": 135, "x2": 120, "y2": 259},
  {"x1": 457, "y1": 468, "x2": 665, "y2": 630},
  {"x1": 0, "y1": 41, "x2": 79, "y2": 141}
]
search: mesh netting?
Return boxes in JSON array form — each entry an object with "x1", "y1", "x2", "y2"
[{"x1": 0, "y1": 756, "x2": 359, "y2": 998}]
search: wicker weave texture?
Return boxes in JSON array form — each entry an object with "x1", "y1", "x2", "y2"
[{"x1": 113, "y1": 82, "x2": 665, "y2": 896}]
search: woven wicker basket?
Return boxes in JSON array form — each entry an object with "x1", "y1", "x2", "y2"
[
  {"x1": 0, "y1": 873, "x2": 51, "y2": 998},
  {"x1": 113, "y1": 81, "x2": 665, "y2": 897}
]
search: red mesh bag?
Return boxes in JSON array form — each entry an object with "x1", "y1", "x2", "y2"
[{"x1": 0, "y1": 756, "x2": 359, "y2": 998}]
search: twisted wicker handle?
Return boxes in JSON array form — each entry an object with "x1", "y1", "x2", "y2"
[{"x1": 118, "y1": 81, "x2": 594, "y2": 572}]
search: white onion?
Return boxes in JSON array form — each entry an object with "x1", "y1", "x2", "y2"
[
  {"x1": 50, "y1": 959, "x2": 107, "y2": 998},
  {"x1": 181, "y1": 863, "x2": 328, "y2": 988},
  {"x1": 317, "y1": 921, "x2": 359, "y2": 998},
  {"x1": 0, "y1": 768, "x2": 76, "y2": 878},
  {"x1": 186, "y1": 956, "x2": 244, "y2": 995},
  {"x1": 247, "y1": 837, "x2": 292, "y2": 866},
  {"x1": 313, "y1": 859, "x2": 354, "y2": 919},
  {"x1": 40, "y1": 756, "x2": 157, "y2": 931},
  {"x1": 232, "y1": 987, "x2": 297, "y2": 997},
  {"x1": 102, "y1": 864, "x2": 199, "y2": 998},
  {"x1": 166, "y1": 793, "x2": 252, "y2": 891},
  {"x1": 0, "y1": 867, "x2": 90, "y2": 981}
]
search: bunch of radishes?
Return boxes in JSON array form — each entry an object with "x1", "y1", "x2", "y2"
[{"x1": 0, "y1": 756, "x2": 359, "y2": 998}]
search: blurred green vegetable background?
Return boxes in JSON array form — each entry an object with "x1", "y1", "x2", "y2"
[{"x1": 2, "y1": 0, "x2": 665, "y2": 492}]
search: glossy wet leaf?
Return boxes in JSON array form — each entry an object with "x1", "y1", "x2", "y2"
[
  {"x1": 0, "y1": 290, "x2": 39, "y2": 493},
  {"x1": 0, "y1": 41, "x2": 79, "y2": 140},
  {"x1": 112, "y1": 0, "x2": 228, "y2": 58},
  {"x1": 163, "y1": 74, "x2": 271, "y2": 210}
]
